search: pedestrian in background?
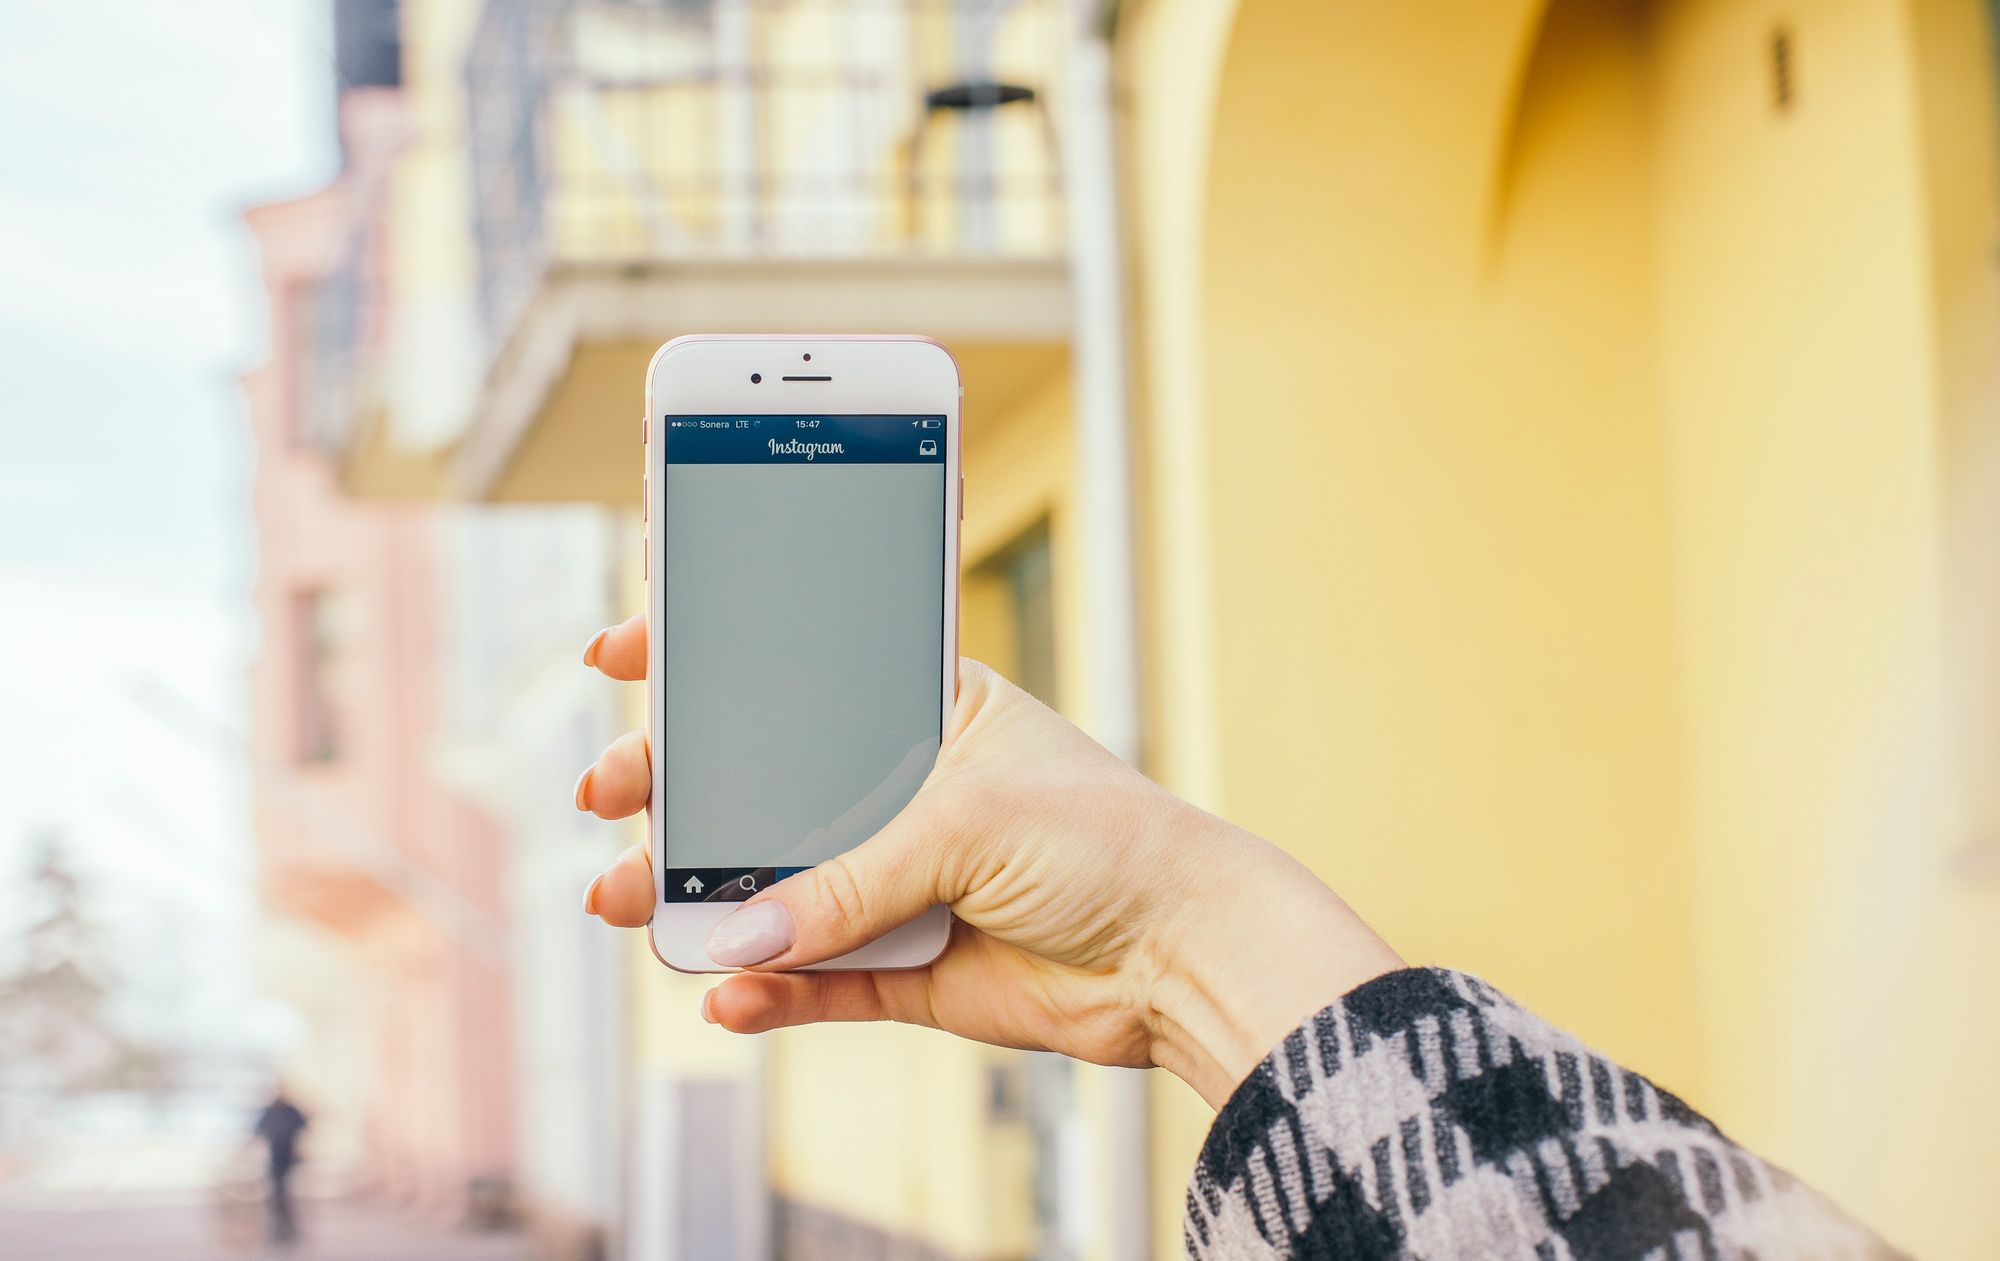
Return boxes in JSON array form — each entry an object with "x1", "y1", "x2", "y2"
[{"x1": 252, "y1": 1086, "x2": 309, "y2": 1248}]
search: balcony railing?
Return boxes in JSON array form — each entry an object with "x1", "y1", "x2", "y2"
[{"x1": 464, "y1": 0, "x2": 1071, "y2": 344}]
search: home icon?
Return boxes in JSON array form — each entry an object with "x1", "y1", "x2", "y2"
[{"x1": 683, "y1": 876, "x2": 705, "y2": 895}]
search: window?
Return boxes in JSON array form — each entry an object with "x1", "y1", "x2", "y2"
[
  {"x1": 965, "y1": 519, "x2": 1058, "y2": 706},
  {"x1": 292, "y1": 590, "x2": 341, "y2": 764},
  {"x1": 282, "y1": 279, "x2": 315, "y2": 448}
]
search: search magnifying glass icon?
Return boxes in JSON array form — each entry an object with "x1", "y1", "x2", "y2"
[{"x1": 738, "y1": 874, "x2": 757, "y2": 892}]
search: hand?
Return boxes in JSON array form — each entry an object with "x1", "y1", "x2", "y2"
[{"x1": 575, "y1": 614, "x2": 1402, "y2": 1109}]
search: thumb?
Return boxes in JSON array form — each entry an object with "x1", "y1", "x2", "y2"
[{"x1": 704, "y1": 798, "x2": 951, "y2": 970}]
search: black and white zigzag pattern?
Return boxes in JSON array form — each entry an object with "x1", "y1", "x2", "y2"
[{"x1": 1184, "y1": 969, "x2": 1899, "y2": 1261}]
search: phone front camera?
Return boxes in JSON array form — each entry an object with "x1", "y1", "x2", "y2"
[
  {"x1": 802, "y1": 353, "x2": 812, "y2": 362},
  {"x1": 750, "y1": 373, "x2": 762, "y2": 384}
]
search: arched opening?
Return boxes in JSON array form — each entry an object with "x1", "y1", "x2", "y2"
[
  {"x1": 1158, "y1": 0, "x2": 2000, "y2": 1248},
  {"x1": 1193, "y1": 0, "x2": 1697, "y2": 1086}
]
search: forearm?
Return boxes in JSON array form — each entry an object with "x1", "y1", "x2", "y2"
[
  {"x1": 1143, "y1": 833, "x2": 1403, "y2": 1109},
  {"x1": 1185, "y1": 968, "x2": 1900, "y2": 1260}
]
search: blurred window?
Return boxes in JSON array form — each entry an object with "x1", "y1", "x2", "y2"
[
  {"x1": 333, "y1": 0, "x2": 402, "y2": 94},
  {"x1": 292, "y1": 590, "x2": 341, "y2": 764},
  {"x1": 284, "y1": 279, "x2": 314, "y2": 447},
  {"x1": 974, "y1": 520, "x2": 1058, "y2": 705},
  {"x1": 985, "y1": 1059, "x2": 1025, "y2": 1123}
]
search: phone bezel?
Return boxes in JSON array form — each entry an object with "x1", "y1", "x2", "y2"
[{"x1": 643, "y1": 334, "x2": 959, "y2": 973}]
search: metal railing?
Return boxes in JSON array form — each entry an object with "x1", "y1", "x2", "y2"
[{"x1": 464, "y1": 0, "x2": 1071, "y2": 342}]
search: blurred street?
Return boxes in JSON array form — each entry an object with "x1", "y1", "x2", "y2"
[{"x1": 0, "y1": 1200, "x2": 529, "y2": 1261}]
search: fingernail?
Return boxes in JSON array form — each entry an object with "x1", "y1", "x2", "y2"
[
  {"x1": 573, "y1": 767, "x2": 594, "y2": 812},
  {"x1": 582, "y1": 873, "x2": 604, "y2": 915},
  {"x1": 706, "y1": 901, "x2": 794, "y2": 967},
  {"x1": 582, "y1": 627, "x2": 612, "y2": 668},
  {"x1": 699, "y1": 990, "x2": 717, "y2": 1024}
]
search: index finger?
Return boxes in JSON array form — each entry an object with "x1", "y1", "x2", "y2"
[{"x1": 583, "y1": 613, "x2": 647, "y2": 680}]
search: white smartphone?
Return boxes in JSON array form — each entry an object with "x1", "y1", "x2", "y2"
[{"x1": 644, "y1": 335, "x2": 959, "y2": 973}]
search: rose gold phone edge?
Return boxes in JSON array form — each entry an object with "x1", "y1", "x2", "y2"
[{"x1": 643, "y1": 334, "x2": 959, "y2": 974}]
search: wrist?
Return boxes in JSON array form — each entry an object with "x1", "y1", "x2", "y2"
[{"x1": 1140, "y1": 825, "x2": 1402, "y2": 1109}]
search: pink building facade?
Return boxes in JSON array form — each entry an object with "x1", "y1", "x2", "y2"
[{"x1": 239, "y1": 80, "x2": 517, "y2": 1215}]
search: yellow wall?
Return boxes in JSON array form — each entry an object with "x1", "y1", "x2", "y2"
[
  {"x1": 1916, "y1": 1, "x2": 2000, "y2": 1244},
  {"x1": 763, "y1": 1027, "x2": 1034, "y2": 1258},
  {"x1": 960, "y1": 352, "x2": 1087, "y2": 715},
  {"x1": 1121, "y1": 0, "x2": 2000, "y2": 1256},
  {"x1": 1124, "y1": 0, "x2": 1693, "y2": 1244},
  {"x1": 1651, "y1": 2, "x2": 2000, "y2": 1252}
]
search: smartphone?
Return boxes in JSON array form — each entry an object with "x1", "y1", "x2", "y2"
[{"x1": 644, "y1": 335, "x2": 960, "y2": 973}]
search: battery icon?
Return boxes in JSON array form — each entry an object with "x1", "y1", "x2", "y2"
[{"x1": 917, "y1": 419, "x2": 942, "y2": 429}]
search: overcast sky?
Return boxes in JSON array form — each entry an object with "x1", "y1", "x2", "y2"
[{"x1": 0, "y1": 1, "x2": 333, "y2": 1043}]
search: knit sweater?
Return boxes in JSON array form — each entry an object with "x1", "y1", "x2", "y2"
[{"x1": 1185, "y1": 968, "x2": 1898, "y2": 1260}]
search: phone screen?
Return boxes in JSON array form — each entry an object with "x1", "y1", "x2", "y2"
[{"x1": 657, "y1": 413, "x2": 946, "y2": 904}]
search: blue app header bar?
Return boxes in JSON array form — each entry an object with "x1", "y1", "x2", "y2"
[{"x1": 664, "y1": 414, "x2": 947, "y2": 464}]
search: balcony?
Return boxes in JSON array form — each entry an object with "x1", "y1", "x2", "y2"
[
  {"x1": 296, "y1": 85, "x2": 457, "y2": 496},
  {"x1": 454, "y1": 0, "x2": 1076, "y2": 502}
]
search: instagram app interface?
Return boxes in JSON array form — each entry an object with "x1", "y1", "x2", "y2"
[{"x1": 658, "y1": 414, "x2": 946, "y2": 903}]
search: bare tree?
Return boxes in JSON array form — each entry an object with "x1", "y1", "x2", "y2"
[{"x1": 0, "y1": 828, "x2": 180, "y2": 1095}]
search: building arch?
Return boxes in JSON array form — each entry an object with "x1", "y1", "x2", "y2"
[{"x1": 1134, "y1": 0, "x2": 2000, "y2": 1251}]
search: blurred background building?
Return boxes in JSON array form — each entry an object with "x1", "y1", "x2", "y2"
[
  {"x1": 255, "y1": 0, "x2": 1105, "y2": 1257},
  {"x1": 4, "y1": 0, "x2": 1992, "y2": 1258}
]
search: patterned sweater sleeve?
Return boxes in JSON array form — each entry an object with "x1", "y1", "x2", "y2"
[{"x1": 1183, "y1": 968, "x2": 1899, "y2": 1260}]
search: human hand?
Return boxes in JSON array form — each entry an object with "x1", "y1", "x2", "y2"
[{"x1": 575, "y1": 614, "x2": 1402, "y2": 1109}]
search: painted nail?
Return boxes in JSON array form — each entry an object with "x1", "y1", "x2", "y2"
[
  {"x1": 573, "y1": 767, "x2": 594, "y2": 812},
  {"x1": 582, "y1": 873, "x2": 604, "y2": 916},
  {"x1": 582, "y1": 627, "x2": 612, "y2": 669},
  {"x1": 706, "y1": 901, "x2": 794, "y2": 968},
  {"x1": 699, "y1": 990, "x2": 717, "y2": 1024}
]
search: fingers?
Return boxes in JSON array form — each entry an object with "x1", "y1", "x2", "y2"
[
  {"x1": 577, "y1": 615, "x2": 655, "y2": 927},
  {"x1": 698, "y1": 928, "x2": 1046, "y2": 1050},
  {"x1": 582, "y1": 613, "x2": 647, "y2": 681},
  {"x1": 701, "y1": 968, "x2": 938, "y2": 1034},
  {"x1": 576, "y1": 730, "x2": 650, "y2": 819},
  {"x1": 705, "y1": 798, "x2": 957, "y2": 970},
  {"x1": 584, "y1": 842, "x2": 656, "y2": 928},
  {"x1": 580, "y1": 616, "x2": 967, "y2": 980}
]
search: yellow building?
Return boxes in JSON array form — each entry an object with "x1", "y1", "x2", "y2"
[
  {"x1": 313, "y1": 0, "x2": 2000, "y2": 1258},
  {"x1": 1119, "y1": 2, "x2": 2000, "y2": 1258}
]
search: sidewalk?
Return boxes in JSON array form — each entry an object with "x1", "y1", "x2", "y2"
[{"x1": 0, "y1": 1199, "x2": 533, "y2": 1261}]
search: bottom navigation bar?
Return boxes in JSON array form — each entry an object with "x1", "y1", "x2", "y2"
[{"x1": 661, "y1": 866, "x2": 809, "y2": 904}]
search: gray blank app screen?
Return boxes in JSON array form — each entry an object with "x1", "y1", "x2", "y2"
[{"x1": 662, "y1": 461, "x2": 943, "y2": 867}]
